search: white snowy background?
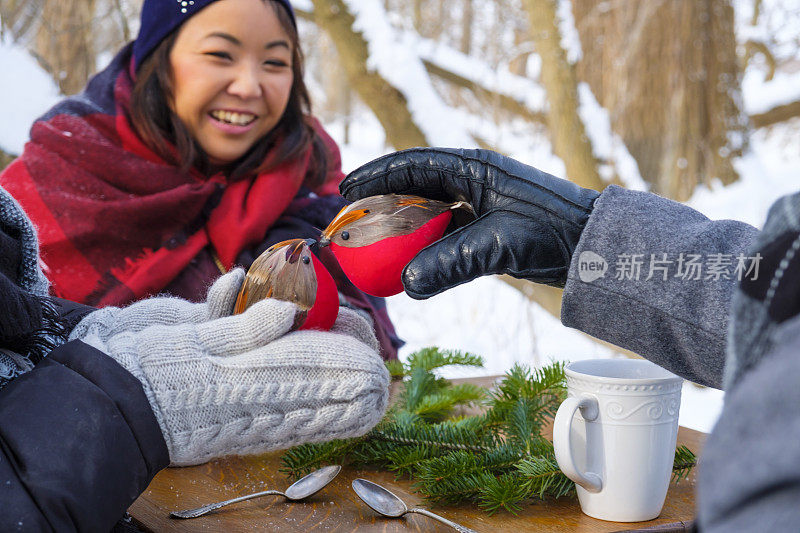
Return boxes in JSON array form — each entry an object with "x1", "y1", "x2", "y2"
[{"x1": 2, "y1": 0, "x2": 799, "y2": 433}]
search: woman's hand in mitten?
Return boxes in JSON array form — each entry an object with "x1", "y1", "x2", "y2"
[
  {"x1": 329, "y1": 306, "x2": 381, "y2": 351},
  {"x1": 78, "y1": 296, "x2": 390, "y2": 466},
  {"x1": 69, "y1": 269, "x2": 245, "y2": 342}
]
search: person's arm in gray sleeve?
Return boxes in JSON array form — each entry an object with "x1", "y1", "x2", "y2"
[
  {"x1": 341, "y1": 149, "x2": 757, "y2": 389},
  {"x1": 561, "y1": 185, "x2": 758, "y2": 388}
]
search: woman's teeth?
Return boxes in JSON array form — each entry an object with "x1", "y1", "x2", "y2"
[{"x1": 210, "y1": 110, "x2": 256, "y2": 126}]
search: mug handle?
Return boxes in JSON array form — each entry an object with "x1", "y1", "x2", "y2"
[{"x1": 553, "y1": 396, "x2": 603, "y2": 493}]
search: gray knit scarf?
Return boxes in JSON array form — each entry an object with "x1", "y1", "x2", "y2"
[{"x1": 0, "y1": 185, "x2": 55, "y2": 389}]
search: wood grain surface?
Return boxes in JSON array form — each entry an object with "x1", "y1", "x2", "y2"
[{"x1": 128, "y1": 376, "x2": 705, "y2": 532}]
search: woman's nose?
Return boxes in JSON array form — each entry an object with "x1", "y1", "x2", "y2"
[{"x1": 227, "y1": 64, "x2": 263, "y2": 99}]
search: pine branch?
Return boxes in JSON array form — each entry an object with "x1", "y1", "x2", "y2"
[
  {"x1": 280, "y1": 437, "x2": 365, "y2": 478},
  {"x1": 516, "y1": 453, "x2": 575, "y2": 500},
  {"x1": 401, "y1": 365, "x2": 447, "y2": 411},
  {"x1": 385, "y1": 359, "x2": 405, "y2": 379},
  {"x1": 672, "y1": 445, "x2": 697, "y2": 483},
  {"x1": 384, "y1": 445, "x2": 438, "y2": 477},
  {"x1": 349, "y1": 439, "x2": 416, "y2": 469},
  {"x1": 280, "y1": 349, "x2": 698, "y2": 516},
  {"x1": 413, "y1": 447, "x2": 524, "y2": 504},
  {"x1": 390, "y1": 410, "x2": 422, "y2": 427},
  {"x1": 404, "y1": 347, "x2": 484, "y2": 373},
  {"x1": 412, "y1": 383, "x2": 486, "y2": 421},
  {"x1": 485, "y1": 362, "x2": 566, "y2": 430},
  {"x1": 374, "y1": 422, "x2": 497, "y2": 453},
  {"x1": 413, "y1": 472, "x2": 495, "y2": 505},
  {"x1": 477, "y1": 473, "x2": 531, "y2": 515},
  {"x1": 504, "y1": 397, "x2": 546, "y2": 453},
  {"x1": 416, "y1": 447, "x2": 522, "y2": 481}
]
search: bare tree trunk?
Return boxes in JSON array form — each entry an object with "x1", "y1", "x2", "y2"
[
  {"x1": 509, "y1": 24, "x2": 531, "y2": 77},
  {"x1": 111, "y1": 0, "x2": 131, "y2": 42},
  {"x1": 413, "y1": 0, "x2": 424, "y2": 34},
  {"x1": 295, "y1": 5, "x2": 545, "y2": 127},
  {"x1": 572, "y1": 0, "x2": 746, "y2": 201},
  {"x1": 0, "y1": 0, "x2": 37, "y2": 38},
  {"x1": 309, "y1": 0, "x2": 428, "y2": 149},
  {"x1": 521, "y1": 0, "x2": 605, "y2": 191},
  {"x1": 434, "y1": 0, "x2": 449, "y2": 44},
  {"x1": 460, "y1": 0, "x2": 473, "y2": 55},
  {"x1": 341, "y1": 78, "x2": 353, "y2": 145},
  {"x1": 34, "y1": 0, "x2": 96, "y2": 95}
]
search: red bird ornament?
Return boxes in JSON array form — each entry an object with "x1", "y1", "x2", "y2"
[
  {"x1": 318, "y1": 194, "x2": 467, "y2": 297},
  {"x1": 233, "y1": 238, "x2": 339, "y2": 330}
]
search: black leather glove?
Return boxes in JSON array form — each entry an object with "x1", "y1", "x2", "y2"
[{"x1": 340, "y1": 148, "x2": 600, "y2": 298}]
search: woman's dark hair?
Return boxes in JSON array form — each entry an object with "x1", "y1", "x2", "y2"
[{"x1": 130, "y1": 1, "x2": 327, "y2": 186}]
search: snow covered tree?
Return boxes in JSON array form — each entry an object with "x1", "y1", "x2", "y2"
[
  {"x1": 520, "y1": 0, "x2": 605, "y2": 190},
  {"x1": 571, "y1": 0, "x2": 747, "y2": 201},
  {"x1": 308, "y1": 0, "x2": 429, "y2": 149}
]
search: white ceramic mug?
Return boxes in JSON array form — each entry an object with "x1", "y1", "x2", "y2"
[{"x1": 553, "y1": 359, "x2": 683, "y2": 522}]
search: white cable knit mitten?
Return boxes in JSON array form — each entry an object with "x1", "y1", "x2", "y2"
[
  {"x1": 75, "y1": 296, "x2": 390, "y2": 466},
  {"x1": 69, "y1": 269, "x2": 245, "y2": 342},
  {"x1": 330, "y1": 307, "x2": 381, "y2": 352}
]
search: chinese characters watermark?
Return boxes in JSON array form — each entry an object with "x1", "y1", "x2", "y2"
[{"x1": 577, "y1": 251, "x2": 762, "y2": 283}]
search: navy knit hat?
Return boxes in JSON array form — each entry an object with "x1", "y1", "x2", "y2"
[{"x1": 132, "y1": 0, "x2": 296, "y2": 70}]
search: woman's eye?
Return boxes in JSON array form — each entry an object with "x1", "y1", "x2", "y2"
[
  {"x1": 205, "y1": 51, "x2": 232, "y2": 60},
  {"x1": 264, "y1": 59, "x2": 289, "y2": 68}
]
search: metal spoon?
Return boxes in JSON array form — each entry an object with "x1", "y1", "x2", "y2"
[
  {"x1": 170, "y1": 465, "x2": 341, "y2": 519},
  {"x1": 351, "y1": 478, "x2": 479, "y2": 533}
]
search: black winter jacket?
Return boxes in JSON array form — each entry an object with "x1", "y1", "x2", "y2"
[{"x1": 0, "y1": 339, "x2": 169, "y2": 532}]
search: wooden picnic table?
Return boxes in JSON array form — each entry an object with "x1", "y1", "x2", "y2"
[{"x1": 128, "y1": 376, "x2": 704, "y2": 532}]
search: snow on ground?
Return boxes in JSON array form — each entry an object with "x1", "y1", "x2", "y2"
[{"x1": 0, "y1": 32, "x2": 60, "y2": 154}]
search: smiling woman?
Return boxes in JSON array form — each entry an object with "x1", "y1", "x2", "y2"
[
  {"x1": 131, "y1": 0, "x2": 315, "y2": 180},
  {"x1": 171, "y1": 3, "x2": 294, "y2": 165},
  {"x1": 0, "y1": 0, "x2": 402, "y2": 358}
]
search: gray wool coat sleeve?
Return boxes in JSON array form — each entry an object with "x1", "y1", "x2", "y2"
[{"x1": 561, "y1": 185, "x2": 758, "y2": 389}]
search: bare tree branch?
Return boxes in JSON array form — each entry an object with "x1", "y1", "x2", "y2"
[
  {"x1": 521, "y1": 0, "x2": 605, "y2": 190},
  {"x1": 500, "y1": 275, "x2": 643, "y2": 359},
  {"x1": 750, "y1": 100, "x2": 800, "y2": 128},
  {"x1": 421, "y1": 59, "x2": 546, "y2": 125},
  {"x1": 308, "y1": 0, "x2": 428, "y2": 150},
  {"x1": 112, "y1": 0, "x2": 131, "y2": 42},
  {"x1": 744, "y1": 39, "x2": 777, "y2": 81}
]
